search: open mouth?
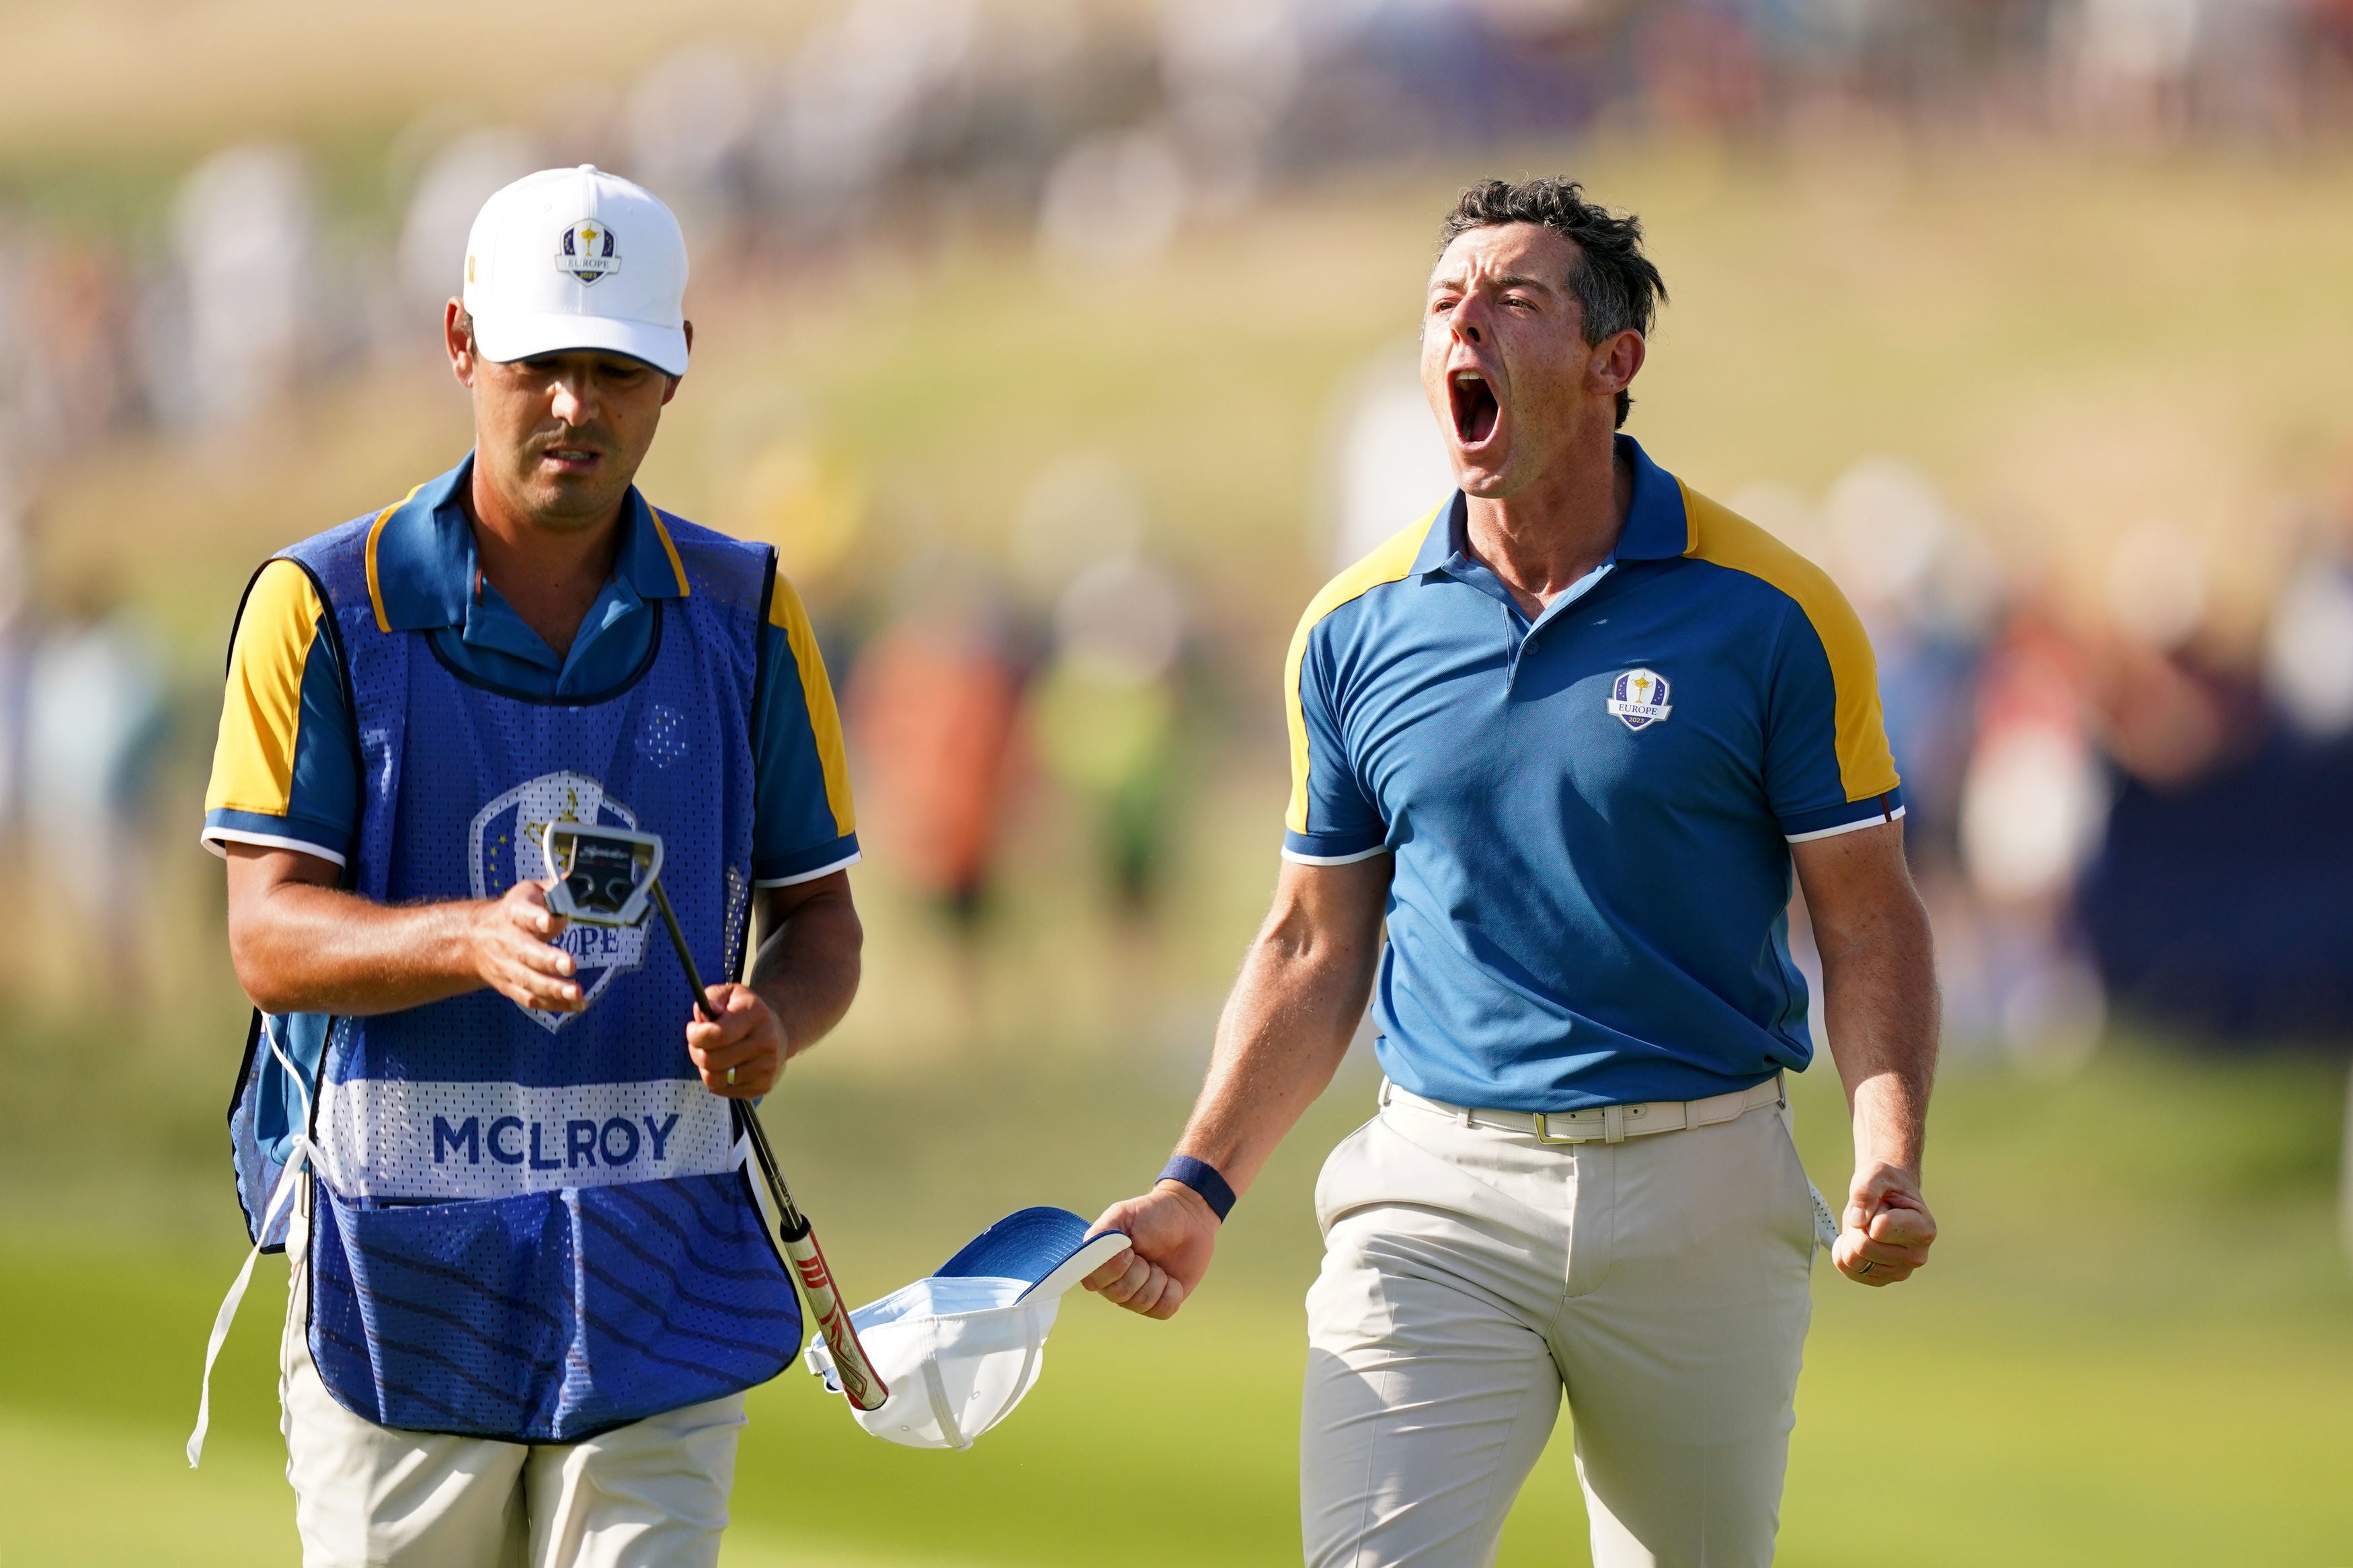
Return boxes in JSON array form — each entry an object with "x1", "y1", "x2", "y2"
[{"x1": 1450, "y1": 370, "x2": 1499, "y2": 448}]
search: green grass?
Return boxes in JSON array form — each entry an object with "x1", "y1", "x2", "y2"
[{"x1": 4, "y1": 1042, "x2": 2349, "y2": 1566}]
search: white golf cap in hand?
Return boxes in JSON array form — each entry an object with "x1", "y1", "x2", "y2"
[
  {"x1": 805, "y1": 1207, "x2": 1129, "y2": 1451},
  {"x1": 461, "y1": 165, "x2": 688, "y2": 376}
]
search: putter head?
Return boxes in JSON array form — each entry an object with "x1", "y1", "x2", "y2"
[{"x1": 541, "y1": 821, "x2": 664, "y2": 927}]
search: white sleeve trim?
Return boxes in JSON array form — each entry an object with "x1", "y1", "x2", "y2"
[
  {"x1": 1784, "y1": 804, "x2": 1905, "y2": 844},
  {"x1": 200, "y1": 827, "x2": 350, "y2": 868},
  {"x1": 1280, "y1": 844, "x2": 1393, "y2": 867},
  {"x1": 753, "y1": 849, "x2": 863, "y2": 888}
]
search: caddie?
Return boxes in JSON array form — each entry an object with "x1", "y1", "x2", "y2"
[
  {"x1": 1085, "y1": 177, "x2": 1941, "y2": 1566},
  {"x1": 193, "y1": 165, "x2": 864, "y2": 1567}
]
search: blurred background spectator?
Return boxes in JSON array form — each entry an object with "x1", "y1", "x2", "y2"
[
  {"x1": 849, "y1": 567, "x2": 1023, "y2": 928},
  {"x1": 1030, "y1": 550, "x2": 1187, "y2": 915},
  {"x1": 21, "y1": 571, "x2": 169, "y2": 1003}
]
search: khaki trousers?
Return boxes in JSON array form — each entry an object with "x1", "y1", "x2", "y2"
[
  {"x1": 280, "y1": 1181, "x2": 747, "y2": 1568},
  {"x1": 1301, "y1": 1085, "x2": 1818, "y2": 1568}
]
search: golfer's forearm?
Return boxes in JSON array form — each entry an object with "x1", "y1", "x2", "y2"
[
  {"x1": 231, "y1": 883, "x2": 488, "y2": 1016},
  {"x1": 1818, "y1": 916, "x2": 1938, "y2": 1172},
  {"x1": 748, "y1": 891, "x2": 863, "y2": 1058},
  {"x1": 1172, "y1": 927, "x2": 1378, "y2": 1196}
]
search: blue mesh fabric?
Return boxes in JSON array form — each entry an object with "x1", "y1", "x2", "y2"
[
  {"x1": 225, "y1": 1013, "x2": 279, "y2": 1245},
  {"x1": 214, "y1": 505, "x2": 799, "y2": 1440},
  {"x1": 345, "y1": 602, "x2": 754, "y2": 1087},
  {"x1": 227, "y1": 1013, "x2": 324, "y2": 1248},
  {"x1": 309, "y1": 1170, "x2": 798, "y2": 1440}
]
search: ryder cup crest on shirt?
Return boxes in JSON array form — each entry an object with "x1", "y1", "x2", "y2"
[
  {"x1": 1606, "y1": 667, "x2": 1673, "y2": 730},
  {"x1": 468, "y1": 770, "x2": 647, "y2": 1031}
]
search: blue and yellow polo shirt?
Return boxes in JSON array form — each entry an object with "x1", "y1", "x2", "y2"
[
  {"x1": 203, "y1": 456, "x2": 859, "y2": 885},
  {"x1": 1285, "y1": 435, "x2": 1901, "y2": 1111}
]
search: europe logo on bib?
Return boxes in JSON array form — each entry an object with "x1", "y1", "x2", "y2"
[
  {"x1": 1606, "y1": 668, "x2": 1673, "y2": 731},
  {"x1": 469, "y1": 771, "x2": 646, "y2": 1030}
]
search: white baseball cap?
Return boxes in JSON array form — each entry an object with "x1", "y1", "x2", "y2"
[
  {"x1": 461, "y1": 165, "x2": 689, "y2": 376},
  {"x1": 804, "y1": 1207, "x2": 1129, "y2": 1450}
]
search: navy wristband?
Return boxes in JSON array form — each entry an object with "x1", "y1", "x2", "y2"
[{"x1": 1158, "y1": 1156, "x2": 1236, "y2": 1223}]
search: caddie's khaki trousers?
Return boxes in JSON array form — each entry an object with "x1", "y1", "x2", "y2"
[
  {"x1": 279, "y1": 1180, "x2": 746, "y2": 1568},
  {"x1": 1301, "y1": 1083, "x2": 1819, "y2": 1568}
]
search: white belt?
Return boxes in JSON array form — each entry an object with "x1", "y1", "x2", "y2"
[{"x1": 1380, "y1": 1073, "x2": 1784, "y2": 1145}]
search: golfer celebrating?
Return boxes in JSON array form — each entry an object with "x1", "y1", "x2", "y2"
[
  {"x1": 1088, "y1": 178, "x2": 1939, "y2": 1566},
  {"x1": 195, "y1": 167, "x2": 862, "y2": 1565}
]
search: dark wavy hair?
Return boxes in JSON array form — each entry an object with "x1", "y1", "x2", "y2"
[{"x1": 1438, "y1": 178, "x2": 1667, "y2": 429}]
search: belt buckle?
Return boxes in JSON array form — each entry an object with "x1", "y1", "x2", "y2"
[
  {"x1": 1531, "y1": 1112, "x2": 1586, "y2": 1145},
  {"x1": 1534, "y1": 1106, "x2": 1634, "y2": 1144}
]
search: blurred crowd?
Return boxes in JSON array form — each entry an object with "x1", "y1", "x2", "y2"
[
  {"x1": 1738, "y1": 463, "x2": 2353, "y2": 1059},
  {"x1": 14, "y1": 0, "x2": 2353, "y2": 457},
  {"x1": 6, "y1": 0, "x2": 2353, "y2": 1053},
  {"x1": 844, "y1": 453, "x2": 1193, "y2": 930}
]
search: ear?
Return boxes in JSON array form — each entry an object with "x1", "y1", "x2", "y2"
[
  {"x1": 445, "y1": 299, "x2": 478, "y2": 389},
  {"x1": 1592, "y1": 328, "x2": 1645, "y2": 401},
  {"x1": 661, "y1": 319, "x2": 694, "y2": 406}
]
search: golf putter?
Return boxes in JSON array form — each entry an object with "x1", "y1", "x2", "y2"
[{"x1": 541, "y1": 821, "x2": 890, "y2": 1413}]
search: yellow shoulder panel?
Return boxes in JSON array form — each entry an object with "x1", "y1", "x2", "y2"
[
  {"x1": 649, "y1": 509, "x2": 693, "y2": 597},
  {"x1": 208, "y1": 559, "x2": 327, "y2": 817},
  {"x1": 362, "y1": 483, "x2": 424, "y2": 634},
  {"x1": 1284, "y1": 509, "x2": 1441, "y2": 835},
  {"x1": 1677, "y1": 481, "x2": 1898, "y2": 801},
  {"x1": 769, "y1": 572, "x2": 855, "y2": 836}
]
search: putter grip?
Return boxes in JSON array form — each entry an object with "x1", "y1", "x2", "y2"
[{"x1": 780, "y1": 1220, "x2": 889, "y2": 1412}]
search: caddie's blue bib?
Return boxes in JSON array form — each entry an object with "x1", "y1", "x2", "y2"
[{"x1": 221, "y1": 499, "x2": 801, "y2": 1442}]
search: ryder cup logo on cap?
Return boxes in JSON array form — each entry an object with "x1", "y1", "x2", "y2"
[
  {"x1": 805, "y1": 1207, "x2": 1128, "y2": 1451},
  {"x1": 1606, "y1": 667, "x2": 1672, "y2": 730},
  {"x1": 555, "y1": 218, "x2": 621, "y2": 284},
  {"x1": 462, "y1": 165, "x2": 688, "y2": 375}
]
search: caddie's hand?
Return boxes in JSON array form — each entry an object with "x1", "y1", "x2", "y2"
[
  {"x1": 684, "y1": 982, "x2": 783, "y2": 1099},
  {"x1": 471, "y1": 879, "x2": 582, "y2": 1013},
  {"x1": 1835, "y1": 1160, "x2": 1937, "y2": 1287},
  {"x1": 1081, "y1": 1180, "x2": 1221, "y2": 1321}
]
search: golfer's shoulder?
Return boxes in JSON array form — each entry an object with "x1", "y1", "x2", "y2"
[
  {"x1": 1675, "y1": 485, "x2": 1872, "y2": 675},
  {"x1": 643, "y1": 505, "x2": 746, "y2": 556},
  {"x1": 213, "y1": 561, "x2": 348, "y2": 823},
  {"x1": 641, "y1": 505, "x2": 775, "y2": 616},
  {"x1": 241, "y1": 500, "x2": 404, "y2": 634},
  {"x1": 229, "y1": 558, "x2": 333, "y2": 673},
  {"x1": 280, "y1": 497, "x2": 401, "y2": 573},
  {"x1": 1285, "y1": 505, "x2": 1445, "y2": 677},
  {"x1": 647, "y1": 509, "x2": 833, "y2": 693}
]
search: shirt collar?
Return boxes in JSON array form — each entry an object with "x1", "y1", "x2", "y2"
[
  {"x1": 1612, "y1": 433, "x2": 1692, "y2": 561},
  {"x1": 1412, "y1": 432, "x2": 1691, "y2": 581},
  {"x1": 368, "y1": 453, "x2": 690, "y2": 633}
]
